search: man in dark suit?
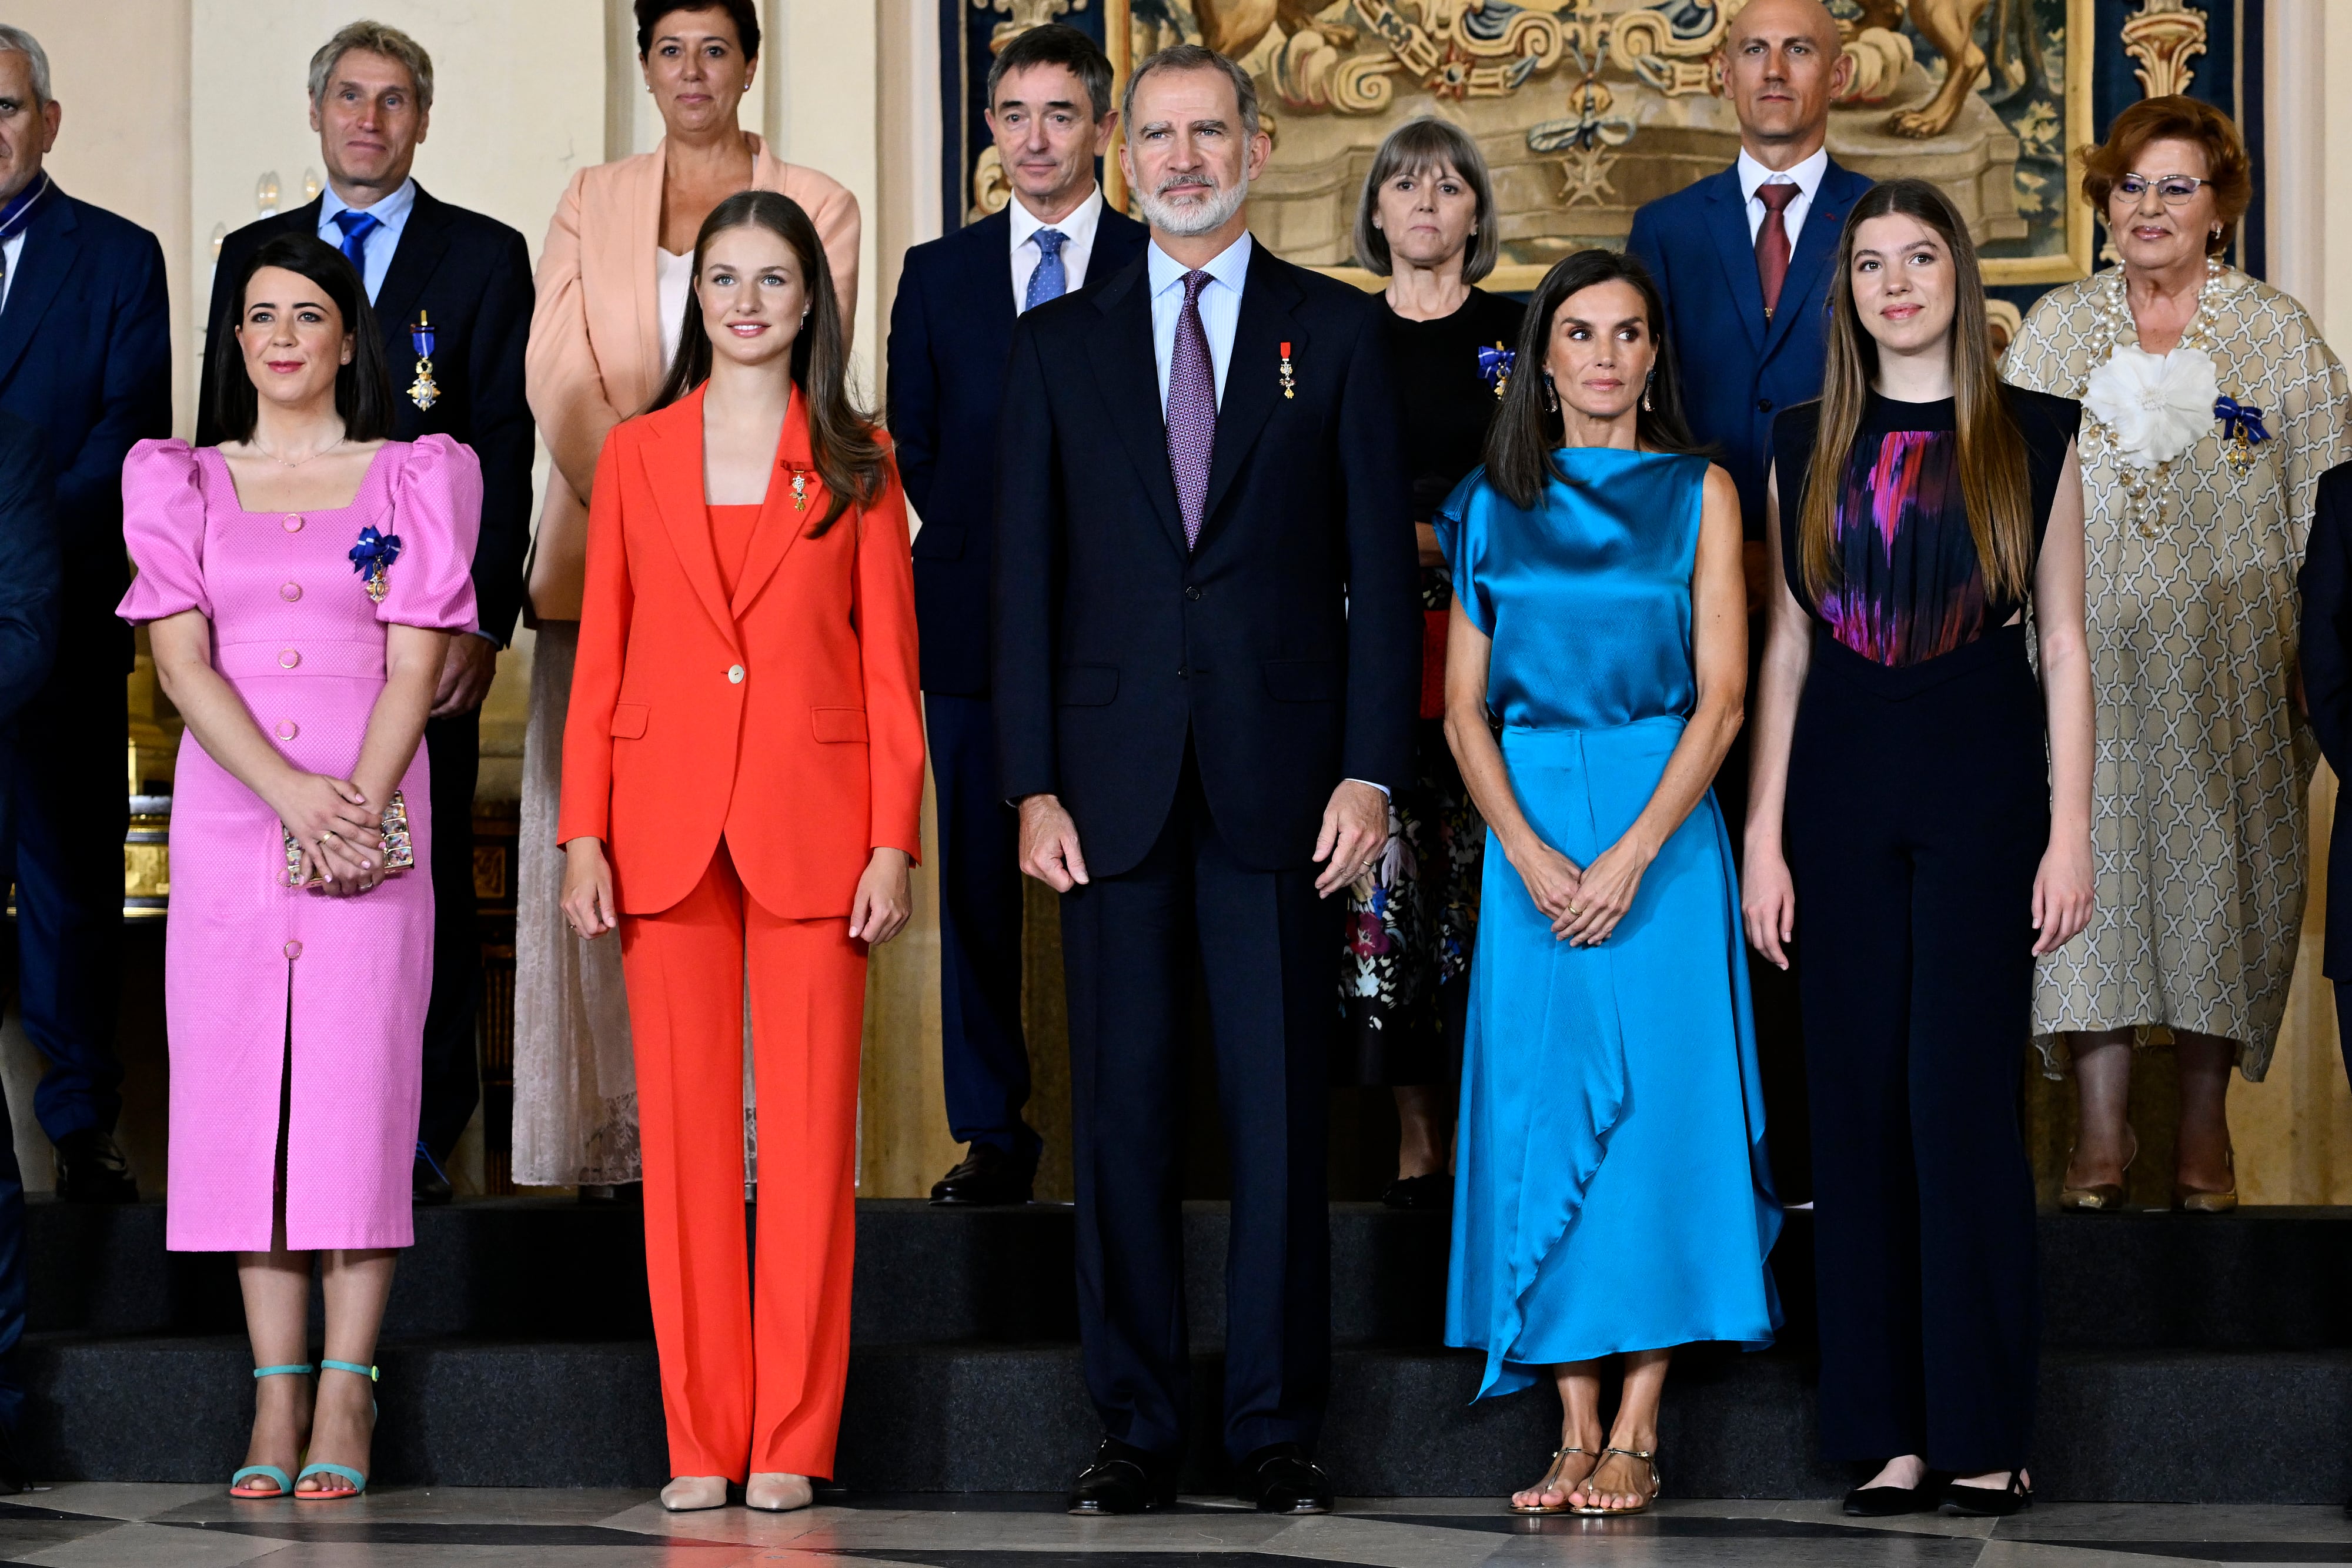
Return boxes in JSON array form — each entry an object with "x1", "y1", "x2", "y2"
[
  {"x1": 1626, "y1": 0, "x2": 1866, "y2": 1202},
  {"x1": 888, "y1": 24, "x2": 1148, "y2": 1208},
  {"x1": 996, "y1": 44, "x2": 1416, "y2": 1517},
  {"x1": 2298, "y1": 460, "x2": 2352, "y2": 1091},
  {"x1": 198, "y1": 22, "x2": 534, "y2": 1203},
  {"x1": 0, "y1": 409, "x2": 59, "y2": 1489},
  {"x1": 0, "y1": 28, "x2": 169, "y2": 1203}
]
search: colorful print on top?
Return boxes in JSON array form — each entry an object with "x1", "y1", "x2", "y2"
[{"x1": 1823, "y1": 428, "x2": 1987, "y2": 668}]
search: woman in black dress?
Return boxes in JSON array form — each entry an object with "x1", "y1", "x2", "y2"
[
  {"x1": 1744, "y1": 179, "x2": 2094, "y2": 1517},
  {"x1": 1344, "y1": 118, "x2": 1524, "y2": 1208}
]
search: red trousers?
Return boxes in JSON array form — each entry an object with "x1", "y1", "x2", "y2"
[{"x1": 617, "y1": 844, "x2": 866, "y2": 1480}]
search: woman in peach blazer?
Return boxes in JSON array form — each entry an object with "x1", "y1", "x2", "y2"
[
  {"x1": 517, "y1": 0, "x2": 860, "y2": 1191},
  {"x1": 559, "y1": 191, "x2": 921, "y2": 1513}
]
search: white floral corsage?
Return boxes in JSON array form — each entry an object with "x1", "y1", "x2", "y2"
[{"x1": 2082, "y1": 345, "x2": 2219, "y2": 469}]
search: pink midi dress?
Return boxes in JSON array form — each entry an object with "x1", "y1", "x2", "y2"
[{"x1": 118, "y1": 436, "x2": 480, "y2": 1253}]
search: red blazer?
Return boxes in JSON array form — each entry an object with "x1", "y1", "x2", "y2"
[{"x1": 558, "y1": 383, "x2": 924, "y2": 918}]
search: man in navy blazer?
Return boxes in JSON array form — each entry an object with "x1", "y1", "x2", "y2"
[
  {"x1": 0, "y1": 28, "x2": 170, "y2": 1204},
  {"x1": 887, "y1": 24, "x2": 1147, "y2": 1207},
  {"x1": 1626, "y1": 0, "x2": 1866, "y2": 1202}
]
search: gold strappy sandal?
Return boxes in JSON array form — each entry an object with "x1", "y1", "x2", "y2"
[
  {"x1": 1509, "y1": 1446, "x2": 1596, "y2": 1514},
  {"x1": 1571, "y1": 1446, "x2": 1661, "y2": 1517}
]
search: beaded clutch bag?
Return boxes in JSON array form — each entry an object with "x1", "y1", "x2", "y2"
[{"x1": 281, "y1": 790, "x2": 414, "y2": 887}]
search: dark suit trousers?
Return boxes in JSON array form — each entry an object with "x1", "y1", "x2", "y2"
[
  {"x1": 4, "y1": 670, "x2": 125, "y2": 1141},
  {"x1": 1061, "y1": 747, "x2": 1334, "y2": 1462},
  {"x1": 416, "y1": 707, "x2": 482, "y2": 1161},
  {"x1": 2335, "y1": 981, "x2": 2352, "y2": 1095},
  {"x1": 926, "y1": 693, "x2": 1038, "y2": 1165}
]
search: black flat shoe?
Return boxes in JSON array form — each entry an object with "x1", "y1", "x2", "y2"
[
  {"x1": 1236, "y1": 1442, "x2": 1332, "y2": 1514},
  {"x1": 54, "y1": 1129, "x2": 137, "y2": 1203},
  {"x1": 1068, "y1": 1437, "x2": 1178, "y2": 1514},
  {"x1": 1843, "y1": 1480, "x2": 1937, "y2": 1516},
  {"x1": 1940, "y1": 1471, "x2": 2032, "y2": 1517},
  {"x1": 1379, "y1": 1174, "x2": 1448, "y2": 1210},
  {"x1": 577, "y1": 1182, "x2": 644, "y2": 1205},
  {"x1": 930, "y1": 1145, "x2": 1034, "y2": 1206},
  {"x1": 412, "y1": 1143, "x2": 454, "y2": 1205}
]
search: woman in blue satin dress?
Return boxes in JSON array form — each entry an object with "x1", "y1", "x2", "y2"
[{"x1": 1439, "y1": 249, "x2": 1780, "y2": 1517}]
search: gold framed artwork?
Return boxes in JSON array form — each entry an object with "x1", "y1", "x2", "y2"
[{"x1": 1100, "y1": 0, "x2": 2095, "y2": 290}]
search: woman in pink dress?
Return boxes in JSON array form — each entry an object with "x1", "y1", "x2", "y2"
[{"x1": 118, "y1": 233, "x2": 479, "y2": 1502}]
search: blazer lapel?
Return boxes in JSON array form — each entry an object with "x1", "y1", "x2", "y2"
[
  {"x1": 1195, "y1": 240, "x2": 1301, "y2": 549},
  {"x1": 633, "y1": 143, "x2": 670, "y2": 396},
  {"x1": 1761, "y1": 161, "x2": 1857, "y2": 362},
  {"x1": 1085, "y1": 258, "x2": 1188, "y2": 557},
  {"x1": 646, "y1": 387, "x2": 741, "y2": 654},
  {"x1": 370, "y1": 185, "x2": 452, "y2": 353},
  {"x1": 726, "y1": 389, "x2": 811, "y2": 618},
  {"x1": 0, "y1": 190, "x2": 80, "y2": 391},
  {"x1": 1702, "y1": 170, "x2": 1767, "y2": 356}
]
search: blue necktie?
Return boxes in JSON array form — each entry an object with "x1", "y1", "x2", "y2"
[
  {"x1": 1024, "y1": 228, "x2": 1068, "y2": 313},
  {"x1": 332, "y1": 209, "x2": 382, "y2": 280}
]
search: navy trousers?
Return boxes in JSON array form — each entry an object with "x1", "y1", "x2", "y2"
[
  {"x1": 416, "y1": 707, "x2": 482, "y2": 1162},
  {"x1": 926, "y1": 693, "x2": 1040, "y2": 1168},
  {"x1": 2335, "y1": 981, "x2": 2352, "y2": 1094},
  {"x1": 4, "y1": 673, "x2": 125, "y2": 1142}
]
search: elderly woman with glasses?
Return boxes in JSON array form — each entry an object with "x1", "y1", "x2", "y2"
[{"x1": 2004, "y1": 95, "x2": 2349, "y2": 1213}]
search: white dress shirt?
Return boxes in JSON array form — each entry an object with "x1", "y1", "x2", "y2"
[
  {"x1": 1145, "y1": 230, "x2": 1251, "y2": 413},
  {"x1": 318, "y1": 177, "x2": 419, "y2": 306},
  {"x1": 1010, "y1": 185, "x2": 1105, "y2": 312},
  {"x1": 1735, "y1": 145, "x2": 1829, "y2": 251},
  {"x1": 0, "y1": 230, "x2": 23, "y2": 315},
  {"x1": 656, "y1": 248, "x2": 694, "y2": 366}
]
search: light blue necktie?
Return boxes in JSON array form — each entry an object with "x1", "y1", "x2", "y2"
[
  {"x1": 1024, "y1": 228, "x2": 1068, "y2": 313},
  {"x1": 332, "y1": 209, "x2": 382, "y2": 282}
]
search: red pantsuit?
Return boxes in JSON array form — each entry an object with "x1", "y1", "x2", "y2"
[{"x1": 560, "y1": 386, "x2": 924, "y2": 1481}]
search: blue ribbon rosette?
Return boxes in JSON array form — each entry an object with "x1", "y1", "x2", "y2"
[
  {"x1": 349, "y1": 525, "x2": 403, "y2": 603},
  {"x1": 2213, "y1": 395, "x2": 2270, "y2": 444},
  {"x1": 1477, "y1": 343, "x2": 1515, "y2": 398}
]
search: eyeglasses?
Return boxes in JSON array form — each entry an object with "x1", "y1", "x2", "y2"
[{"x1": 2113, "y1": 172, "x2": 2211, "y2": 206}]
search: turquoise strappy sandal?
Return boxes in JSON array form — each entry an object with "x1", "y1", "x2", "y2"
[
  {"x1": 229, "y1": 1362, "x2": 313, "y2": 1499},
  {"x1": 294, "y1": 1360, "x2": 378, "y2": 1502}
]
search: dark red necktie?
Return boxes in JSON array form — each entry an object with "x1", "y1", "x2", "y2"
[{"x1": 1755, "y1": 182, "x2": 1800, "y2": 319}]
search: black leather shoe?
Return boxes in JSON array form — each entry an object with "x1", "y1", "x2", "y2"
[
  {"x1": 929, "y1": 1144, "x2": 1033, "y2": 1206},
  {"x1": 0, "y1": 1421, "x2": 26, "y2": 1493},
  {"x1": 53, "y1": 1129, "x2": 136, "y2": 1203},
  {"x1": 1379, "y1": 1174, "x2": 1448, "y2": 1210},
  {"x1": 1940, "y1": 1472, "x2": 2032, "y2": 1517},
  {"x1": 1843, "y1": 1479, "x2": 1938, "y2": 1516},
  {"x1": 1068, "y1": 1437, "x2": 1178, "y2": 1514},
  {"x1": 1236, "y1": 1442, "x2": 1332, "y2": 1514},
  {"x1": 412, "y1": 1142, "x2": 454, "y2": 1205},
  {"x1": 578, "y1": 1182, "x2": 644, "y2": 1205}
]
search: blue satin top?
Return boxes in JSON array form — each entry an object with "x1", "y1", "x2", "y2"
[{"x1": 1436, "y1": 448, "x2": 1709, "y2": 731}]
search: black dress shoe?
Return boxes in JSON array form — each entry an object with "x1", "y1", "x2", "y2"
[
  {"x1": 1843, "y1": 1480, "x2": 1937, "y2": 1516},
  {"x1": 1068, "y1": 1437, "x2": 1178, "y2": 1514},
  {"x1": 578, "y1": 1182, "x2": 644, "y2": 1206},
  {"x1": 929, "y1": 1144, "x2": 1033, "y2": 1206},
  {"x1": 52, "y1": 1129, "x2": 136, "y2": 1203},
  {"x1": 1379, "y1": 1174, "x2": 1448, "y2": 1210},
  {"x1": 0, "y1": 1422, "x2": 27, "y2": 1493},
  {"x1": 1940, "y1": 1472, "x2": 2032, "y2": 1517},
  {"x1": 412, "y1": 1142, "x2": 453, "y2": 1205},
  {"x1": 1236, "y1": 1442, "x2": 1332, "y2": 1514}
]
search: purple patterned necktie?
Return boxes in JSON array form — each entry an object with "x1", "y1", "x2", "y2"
[{"x1": 1166, "y1": 269, "x2": 1216, "y2": 550}]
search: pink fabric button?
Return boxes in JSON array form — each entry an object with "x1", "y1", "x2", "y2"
[
  {"x1": 280, "y1": 581, "x2": 302, "y2": 602},
  {"x1": 275, "y1": 720, "x2": 299, "y2": 740},
  {"x1": 283, "y1": 514, "x2": 303, "y2": 533},
  {"x1": 278, "y1": 648, "x2": 300, "y2": 669},
  {"x1": 283, "y1": 940, "x2": 303, "y2": 959}
]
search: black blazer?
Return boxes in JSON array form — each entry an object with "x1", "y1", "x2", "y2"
[
  {"x1": 993, "y1": 239, "x2": 1419, "y2": 878},
  {"x1": 2298, "y1": 460, "x2": 2352, "y2": 979},
  {"x1": 887, "y1": 200, "x2": 1149, "y2": 694},
  {"x1": 0, "y1": 411, "x2": 60, "y2": 730},
  {"x1": 197, "y1": 185, "x2": 536, "y2": 646},
  {"x1": 0, "y1": 184, "x2": 169, "y2": 677}
]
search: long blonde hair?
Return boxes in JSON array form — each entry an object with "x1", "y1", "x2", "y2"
[{"x1": 1799, "y1": 179, "x2": 2033, "y2": 606}]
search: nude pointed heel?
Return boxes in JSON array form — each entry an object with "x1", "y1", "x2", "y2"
[{"x1": 2058, "y1": 1126, "x2": 2138, "y2": 1211}]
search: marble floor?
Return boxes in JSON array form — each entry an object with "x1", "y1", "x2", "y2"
[{"x1": 0, "y1": 1487, "x2": 2346, "y2": 1567}]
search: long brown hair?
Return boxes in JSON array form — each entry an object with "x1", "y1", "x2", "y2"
[
  {"x1": 649, "y1": 190, "x2": 884, "y2": 536},
  {"x1": 1799, "y1": 178, "x2": 2032, "y2": 605}
]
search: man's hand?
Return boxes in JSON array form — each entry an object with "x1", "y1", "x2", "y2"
[
  {"x1": 1312, "y1": 779, "x2": 1389, "y2": 898},
  {"x1": 432, "y1": 634, "x2": 500, "y2": 718},
  {"x1": 1018, "y1": 793, "x2": 1090, "y2": 892}
]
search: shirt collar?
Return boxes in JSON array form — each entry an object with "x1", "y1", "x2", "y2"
[
  {"x1": 1736, "y1": 145, "x2": 1829, "y2": 205},
  {"x1": 320, "y1": 176, "x2": 418, "y2": 229},
  {"x1": 1009, "y1": 184, "x2": 1103, "y2": 252},
  {"x1": 1147, "y1": 230, "x2": 1252, "y2": 299}
]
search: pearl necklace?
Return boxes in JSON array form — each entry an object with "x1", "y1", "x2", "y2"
[{"x1": 2087, "y1": 256, "x2": 2226, "y2": 537}]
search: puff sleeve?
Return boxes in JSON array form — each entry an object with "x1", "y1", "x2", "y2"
[
  {"x1": 116, "y1": 439, "x2": 212, "y2": 624},
  {"x1": 377, "y1": 435, "x2": 483, "y2": 633}
]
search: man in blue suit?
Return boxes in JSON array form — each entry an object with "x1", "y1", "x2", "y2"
[
  {"x1": 0, "y1": 28, "x2": 171, "y2": 1203},
  {"x1": 888, "y1": 23, "x2": 1148, "y2": 1206},
  {"x1": 1628, "y1": 0, "x2": 1865, "y2": 1202}
]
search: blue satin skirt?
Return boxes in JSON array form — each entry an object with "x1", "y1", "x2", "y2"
[{"x1": 1445, "y1": 717, "x2": 1782, "y2": 1398}]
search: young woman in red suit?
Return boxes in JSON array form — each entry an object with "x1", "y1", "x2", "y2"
[{"x1": 557, "y1": 189, "x2": 923, "y2": 1514}]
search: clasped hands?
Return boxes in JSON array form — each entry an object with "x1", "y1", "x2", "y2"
[
  {"x1": 1506, "y1": 829, "x2": 1651, "y2": 947},
  {"x1": 557, "y1": 840, "x2": 917, "y2": 946},
  {"x1": 1018, "y1": 780, "x2": 1389, "y2": 898},
  {"x1": 271, "y1": 771, "x2": 386, "y2": 895}
]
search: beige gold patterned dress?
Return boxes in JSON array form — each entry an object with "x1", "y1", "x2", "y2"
[{"x1": 2004, "y1": 263, "x2": 2350, "y2": 1079}]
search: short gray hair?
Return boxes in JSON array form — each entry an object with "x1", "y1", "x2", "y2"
[
  {"x1": 1121, "y1": 44, "x2": 1259, "y2": 145},
  {"x1": 309, "y1": 20, "x2": 435, "y2": 112},
  {"x1": 1354, "y1": 117, "x2": 1499, "y2": 283},
  {"x1": 0, "y1": 26, "x2": 52, "y2": 105}
]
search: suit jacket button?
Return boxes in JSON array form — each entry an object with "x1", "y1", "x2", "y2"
[
  {"x1": 1184, "y1": 584, "x2": 1202, "y2": 601},
  {"x1": 275, "y1": 720, "x2": 299, "y2": 740},
  {"x1": 1756, "y1": 398, "x2": 1773, "y2": 412},
  {"x1": 283, "y1": 940, "x2": 303, "y2": 959},
  {"x1": 278, "y1": 648, "x2": 300, "y2": 669},
  {"x1": 727, "y1": 665, "x2": 745, "y2": 684},
  {"x1": 279, "y1": 581, "x2": 302, "y2": 602},
  {"x1": 283, "y1": 514, "x2": 303, "y2": 532},
  {"x1": 1176, "y1": 665, "x2": 1187, "y2": 678}
]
